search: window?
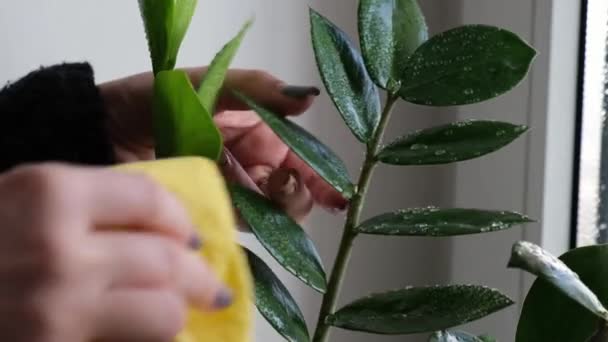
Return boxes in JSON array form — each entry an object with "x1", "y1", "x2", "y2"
[{"x1": 573, "y1": 0, "x2": 608, "y2": 247}]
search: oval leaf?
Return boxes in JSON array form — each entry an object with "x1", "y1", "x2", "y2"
[
  {"x1": 378, "y1": 120, "x2": 528, "y2": 165},
  {"x1": 230, "y1": 184, "x2": 327, "y2": 293},
  {"x1": 509, "y1": 241, "x2": 608, "y2": 320},
  {"x1": 356, "y1": 208, "x2": 532, "y2": 236},
  {"x1": 153, "y1": 70, "x2": 223, "y2": 160},
  {"x1": 515, "y1": 244, "x2": 608, "y2": 341},
  {"x1": 327, "y1": 285, "x2": 513, "y2": 334},
  {"x1": 246, "y1": 250, "x2": 309, "y2": 342},
  {"x1": 234, "y1": 92, "x2": 354, "y2": 199},
  {"x1": 310, "y1": 8, "x2": 381, "y2": 143},
  {"x1": 359, "y1": 0, "x2": 428, "y2": 89},
  {"x1": 138, "y1": 0, "x2": 198, "y2": 74},
  {"x1": 197, "y1": 19, "x2": 252, "y2": 113},
  {"x1": 430, "y1": 331, "x2": 483, "y2": 342},
  {"x1": 399, "y1": 25, "x2": 537, "y2": 106}
]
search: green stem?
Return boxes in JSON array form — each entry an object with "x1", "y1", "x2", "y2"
[{"x1": 312, "y1": 94, "x2": 398, "y2": 342}]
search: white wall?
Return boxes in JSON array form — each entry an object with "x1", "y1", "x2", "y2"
[
  {"x1": 448, "y1": 0, "x2": 581, "y2": 340},
  {"x1": 0, "y1": 1, "x2": 580, "y2": 342}
]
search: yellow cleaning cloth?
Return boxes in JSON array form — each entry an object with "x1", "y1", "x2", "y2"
[{"x1": 115, "y1": 157, "x2": 253, "y2": 342}]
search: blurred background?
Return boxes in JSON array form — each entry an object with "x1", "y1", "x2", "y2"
[{"x1": 0, "y1": 0, "x2": 603, "y2": 341}]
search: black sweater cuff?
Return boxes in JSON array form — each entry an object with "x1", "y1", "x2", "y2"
[{"x1": 0, "y1": 62, "x2": 116, "y2": 172}]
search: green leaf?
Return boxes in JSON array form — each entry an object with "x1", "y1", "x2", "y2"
[
  {"x1": 399, "y1": 25, "x2": 537, "y2": 106},
  {"x1": 359, "y1": 0, "x2": 428, "y2": 89},
  {"x1": 429, "y1": 331, "x2": 483, "y2": 342},
  {"x1": 230, "y1": 184, "x2": 327, "y2": 293},
  {"x1": 138, "y1": 0, "x2": 198, "y2": 74},
  {"x1": 327, "y1": 285, "x2": 513, "y2": 334},
  {"x1": 356, "y1": 208, "x2": 532, "y2": 236},
  {"x1": 245, "y1": 249, "x2": 310, "y2": 342},
  {"x1": 310, "y1": 9, "x2": 381, "y2": 143},
  {"x1": 153, "y1": 70, "x2": 223, "y2": 160},
  {"x1": 515, "y1": 244, "x2": 608, "y2": 341},
  {"x1": 378, "y1": 120, "x2": 528, "y2": 165},
  {"x1": 234, "y1": 92, "x2": 354, "y2": 199},
  {"x1": 509, "y1": 241, "x2": 608, "y2": 320},
  {"x1": 478, "y1": 335, "x2": 497, "y2": 342},
  {"x1": 197, "y1": 19, "x2": 252, "y2": 113}
]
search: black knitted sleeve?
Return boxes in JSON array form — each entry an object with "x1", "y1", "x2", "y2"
[{"x1": 0, "y1": 62, "x2": 116, "y2": 173}]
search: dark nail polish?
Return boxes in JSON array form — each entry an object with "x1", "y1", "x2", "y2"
[
  {"x1": 281, "y1": 85, "x2": 321, "y2": 99},
  {"x1": 214, "y1": 288, "x2": 234, "y2": 309},
  {"x1": 189, "y1": 235, "x2": 203, "y2": 250}
]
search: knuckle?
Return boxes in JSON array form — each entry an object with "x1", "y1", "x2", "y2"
[
  {"x1": 10, "y1": 164, "x2": 74, "y2": 209},
  {"x1": 4, "y1": 166, "x2": 77, "y2": 277}
]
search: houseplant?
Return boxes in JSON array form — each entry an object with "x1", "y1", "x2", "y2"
[
  {"x1": 137, "y1": 0, "x2": 540, "y2": 341},
  {"x1": 509, "y1": 241, "x2": 608, "y2": 341}
]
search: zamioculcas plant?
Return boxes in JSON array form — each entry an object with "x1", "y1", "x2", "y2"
[{"x1": 138, "y1": 0, "x2": 538, "y2": 341}]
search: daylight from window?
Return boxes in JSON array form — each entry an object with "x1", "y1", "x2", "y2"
[{"x1": 576, "y1": 0, "x2": 608, "y2": 246}]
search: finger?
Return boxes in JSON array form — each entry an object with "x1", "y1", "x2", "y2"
[
  {"x1": 226, "y1": 122, "x2": 290, "y2": 167},
  {"x1": 82, "y1": 169, "x2": 199, "y2": 247},
  {"x1": 96, "y1": 232, "x2": 232, "y2": 311},
  {"x1": 267, "y1": 168, "x2": 313, "y2": 222},
  {"x1": 245, "y1": 165, "x2": 274, "y2": 193},
  {"x1": 93, "y1": 289, "x2": 186, "y2": 341},
  {"x1": 282, "y1": 152, "x2": 348, "y2": 211},
  {"x1": 213, "y1": 110, "x2": 262, "y2": 143},
  {"x1": 184, "y1": 67, "x2": 319, "y2": 116}
]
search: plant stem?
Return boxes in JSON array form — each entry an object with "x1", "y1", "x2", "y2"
[{"x1": 312, "y1": 94, "x2": 398, "y2": 342}]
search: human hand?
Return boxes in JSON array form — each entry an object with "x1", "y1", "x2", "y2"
[
  {"x1": 100, "y1": 68, "x2": 348, "y2": 222},
  {"x1": 0, "y1": 163, "x2": 231, "y2": 342}
]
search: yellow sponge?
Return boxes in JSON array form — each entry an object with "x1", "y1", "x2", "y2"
[{"x1": 115, "y1": 157, "x2": 253, "y2": 342}]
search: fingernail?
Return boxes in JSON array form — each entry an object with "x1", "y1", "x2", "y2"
[
  {"x1": 281, "y1": 85, "x2": 321, "y2": 99},
  {"x1": 189, "y1": 234, "x2": 203, "y2": 250},
  {"x1": 268, "y1": 169, "x2": 298, "y2": 196},
  {"x1": 214, "y1": 288, "x2": 234, "y2": 309}
]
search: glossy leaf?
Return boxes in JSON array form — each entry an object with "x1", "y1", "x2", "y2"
[
  {"x1": 515, "y1": 244, "x2": 608, "y2": 341},
  {"x1": 359, "y1": 0, "x2": 428, "y2": 89},
  {"x1": 153, "y1": 70, "x2": 223, "y2": 160},
  {"x1": 198, "y1": 19, "x2": 252, "y2": 113},
  {"x1": 399, "y1": 25, "x2": 537, "y2": 106},
  {"x1": 356, "y1": 208, "x2": 532, "y2": 236},
  {"x1": 429, "y1": 331, "x2": 483, "y2": 342},
  {"x1": 230, "y1": 184, "x2": 327, "y2": 293},
  {"x1": 245, "y1": 250, "x2": 309, "y2": 342},
  {"x1": 310, "y1": 9, "x2": 381, "y2": 143},
  {"x1": 234, "y1": 92, "x2": 354, "y2": 198},
  {"x1": 138, "y1": 0, "x2": 198, "y2": 74},
  {"x1": 378, "y1": 120, "x2": 528, "y2": 165},
  {"x1": 327, "y1": 285, "x2": 513, "y2": 334},
  {"x1": 509, "y1": 241, "x2": 608, "y2": 321}
]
